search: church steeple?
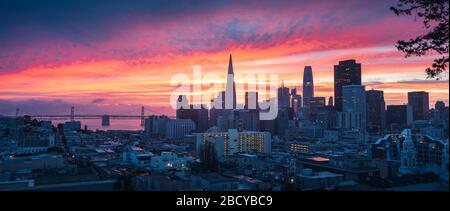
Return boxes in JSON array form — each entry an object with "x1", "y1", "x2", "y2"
[{"x1": 399, "y1": 129, "x2": 419, "y2": 176}]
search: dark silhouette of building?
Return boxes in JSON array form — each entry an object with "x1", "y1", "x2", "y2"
[
  {"x1": 309, "y1": 97, "x2": 326, "y2": 121},
  {"x1": 366, "y1": 90, "x2": 386, "y2": 134},
  {"x1": 278, "y1": 81, "x2": 290, "y2": 109},
  {"x1": 235, "y1": 109, "x2": 259, "y2": 131},
  {"x1": 386, "y1": 105, "x2": 412, "y2": 132},
  {"x1": 290, "y1": 88, "x2": 301, "y2": 119},
  {"x1": 225, "y1": 54, "x2": 237, "y2": 109},
  {"x1": 408, "y1": 91, "x2": 429, "y2": 121},
  {"x1": 199, "y1": 140, "x2": 219, "y2": 172},
  {"x1": 210, "y1": 54, "x2": 237, "y2": 129},
  {"x1": 176, "y1": 95, "x2": 209, "y2": 132},
  {"x1": 334, "y1": 60, "x2": 361, "y2": 112},
  {"x1": 302, "y1": 66, "x2": 314, "y2": 108},
  {"x1": 434, "y1": 101, "x2": 447, "y2": 121},
  {"x1": 275, "y1": 108, "x2": 289, "y2": 136},
  {"x1": 244, "y1": 91, "x2": 258, "y2": 110},
  {"x1": 275, "y1": 83, "x2": 290, "y2": 136}
]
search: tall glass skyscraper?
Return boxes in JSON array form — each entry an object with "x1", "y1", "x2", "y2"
[
  {"x1": 408, "y1": 91, "x2": 429, "y2": 121},
  {"x1": 302, "y1": 66, "x2": 314, "y2": 108},
  {"x1": 334, "y1": 60, "x2": 361, "y2": 112},
  {"x1": 366, "y1": 89, "x2": 385, "y2": 134},
  {"x1": 342, "y1": 85, "x2": 366, "y2": 132}
]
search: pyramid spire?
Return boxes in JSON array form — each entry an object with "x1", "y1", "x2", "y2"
[
  {"x1": 225, "y1": 54, "x2": 236, "y2": 109},
  {"x1": 227, "y1": 54, "x2": 234, "y2": 74}
]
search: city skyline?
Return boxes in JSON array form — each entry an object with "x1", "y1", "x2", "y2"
[
  {"x1": 0, "y1": 0, "x2": 448, "y2": 116},
  {"x1": 0, "y1": 54, "x2": 446, "y2": 116},
  {"x1": 0, "y1": 0, "x2": 448, "y2": 194}
]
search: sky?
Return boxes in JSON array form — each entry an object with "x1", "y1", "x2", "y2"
[{"x1": 0, "y1": 0, "x2": 448, "y2": 116}]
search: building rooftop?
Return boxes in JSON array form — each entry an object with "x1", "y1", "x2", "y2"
[{"x1": 199, "y1": 173, "x2": 237, "y2": 184}]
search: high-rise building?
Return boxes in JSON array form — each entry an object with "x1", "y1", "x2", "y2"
[
  {"x1": 196, "y1": 129, "x2": 271, "y2": 158},
  {"x1": 175, "y1": 95, "x2": 189, "y2": 117},
  {"x1": 209, "y1": 91, "x2": 227, "y2": 127},
  {"x1": 278, "y1": 81, "x2": 290, "y2": 109},
  {"x1": 245, "y1": 91, "x2": 258, "y2": 110},
  {"x1": 408, "y1": 91, "x2": 429, "y2": 121},
  {"x1": 144, "y1": 115, "x2": 169, "y2": 136},
  {"x1": 291, "y1": 88, "x2": 302, "y2": 119},
  {"x1": 177, "y1": 105, "x2": 209, "y2": 132},
  {"x1": 275, "y1": 108, "x2": 289, "y2": 136},
  {"x1": 334, "y1": 60, "x2": 362, "y2": 111},
  {"x1": 386, "y1": 105, "x2": 413, "y2": 131},
  {"x1": 434, "y1": 101, "x2": 447, "y2": 120},
  {"x1": 366, "y1": 89, "x2": 385, "y2": 134},
  {"x1": 225, "y1": 54, "x2": 237, "y2": 109},
  {"x1": 210, "y1": 55, "x2": 238, "y2": 131},
  {"x1": 342, "y1": 85, "x2": 366, "y2": 132},
  {"x1": 235, "y1": 109, "x2": 259, "y2": 131},
  {"x1": 309, "y1": 97, "x2": 326, "y2": 121},
  {"x1": 302, "y1": 66, "x2": 314, "y2": 108},
  {"x1": 165, "y1": 119, "x2": 196, "y2": 139}
]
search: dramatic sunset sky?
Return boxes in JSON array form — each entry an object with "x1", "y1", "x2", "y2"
[{"x1": 0, "y1": 0, "x2": 448, "y2": 116}]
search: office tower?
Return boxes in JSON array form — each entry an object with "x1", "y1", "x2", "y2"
[
  {"x1": 435, "y1": 101, "x2": 445, "y2": 112},
  {"x1": 144, "y1": 116, "x2": 154, "y2": 136},
  {"x1": 275, "y1": 108, "x2": 289, "y2": 136},
  {"x1": 165, "y1": 119, "x2": 196, "y2": 139},
  {"x1": 434, "y1": 101, "x2": 446, "y2": 120},
  {"x1": 366, "y1": 89, "x2": 386, "y2": 134},
  {"x1": 408, "y1": 91, "x2": 429, "y2": 121},
  {"x1": 188, "y1": 106, "x2": 209, "y2": 132},
  {"x1": 260, "y1": 118, "x2": 276, "y2": 134},
  {"x1": 309, "y1": 97, "x2": 326, "y2": 121},
  {"x1": 245, "y1": 91, "x2": 258, "y2": 110},
  {"x1": 291, "y1": 88, "x2": 302, "y2": 118},
  {"x1": 235, "y1": 109, "x2": 259, "y2": 131},
  {"x1": 386, "y1": 105, "x2": 413, "y2": 131},
  {"x1": 278, "y1": 81, "x2": 290, "y2": 109},
  {"x1": 302, "y1": 66, "x2": 314, "y2": 108},
  {"x1": 176, "y1": 95, "x2": 189, "y2": 119},
  {"x1": 324, "y1": 96, "x2": 334, "y2": 111},
  {"x1": 210, "y1": 91, "x2": 227, "y2": 128},
  {"x1": 144, "y1": 115, "x2": 169, "y2": 136},
  {"x1": 334, "y1": 60, "x2": 362, "y2": 111},
  {"x1": 176, "y1": 104, "x2": 209, "y2": 132},
  {"x1": 199, "y1": 138, "x2": 222, "y2": 168},
  {"x1": 225, "y1": 54, "x2": 237, "y2": 109},
  {"x1": 342, "y1": 85, "x2": 366, "y2": 131},
  {"x1": 196, "y1": 129, "x2": 271, "y2": 158}
]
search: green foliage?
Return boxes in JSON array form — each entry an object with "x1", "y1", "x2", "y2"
[{"x1": 391, "y1": 0, "x2": 449, "y2": 79}]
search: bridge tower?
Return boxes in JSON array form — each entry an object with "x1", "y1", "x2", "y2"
[
  {"x1": 141, "y1": 106, "x2": 145, "y2": 127},
  {"x1": 102, "y1": 115, "x2": 110, "y2": 126},
  {"x1": 15, "y1": 108, "x2": 20, "y2": 117},
  {"x1": 70, "y1": 106, "x2": 75, "y2": 122}
]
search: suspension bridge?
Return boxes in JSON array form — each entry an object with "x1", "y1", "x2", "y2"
[{"x1": 10, "y1": 106, "x2": 169, "y2": 127}]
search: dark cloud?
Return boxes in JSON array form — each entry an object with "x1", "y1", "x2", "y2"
[
  {"x1": 91, "y1": 98, "x2": 107, "y2": 104},
  {"x1": 0, "y1": 98, "x2": 163, "y2": 116},
  {"x1": 365, "y1": 79, "x2": 449, "y2": 86},
  {"x1": 0, "y1": 0, "x2": 396, "y2": 72},
  {"x1": 396, "y1": 79, "x2": 449, "y2": 84},
  {"x1": 0, "y1": 99, "x2": 72, "y2": 115}
]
